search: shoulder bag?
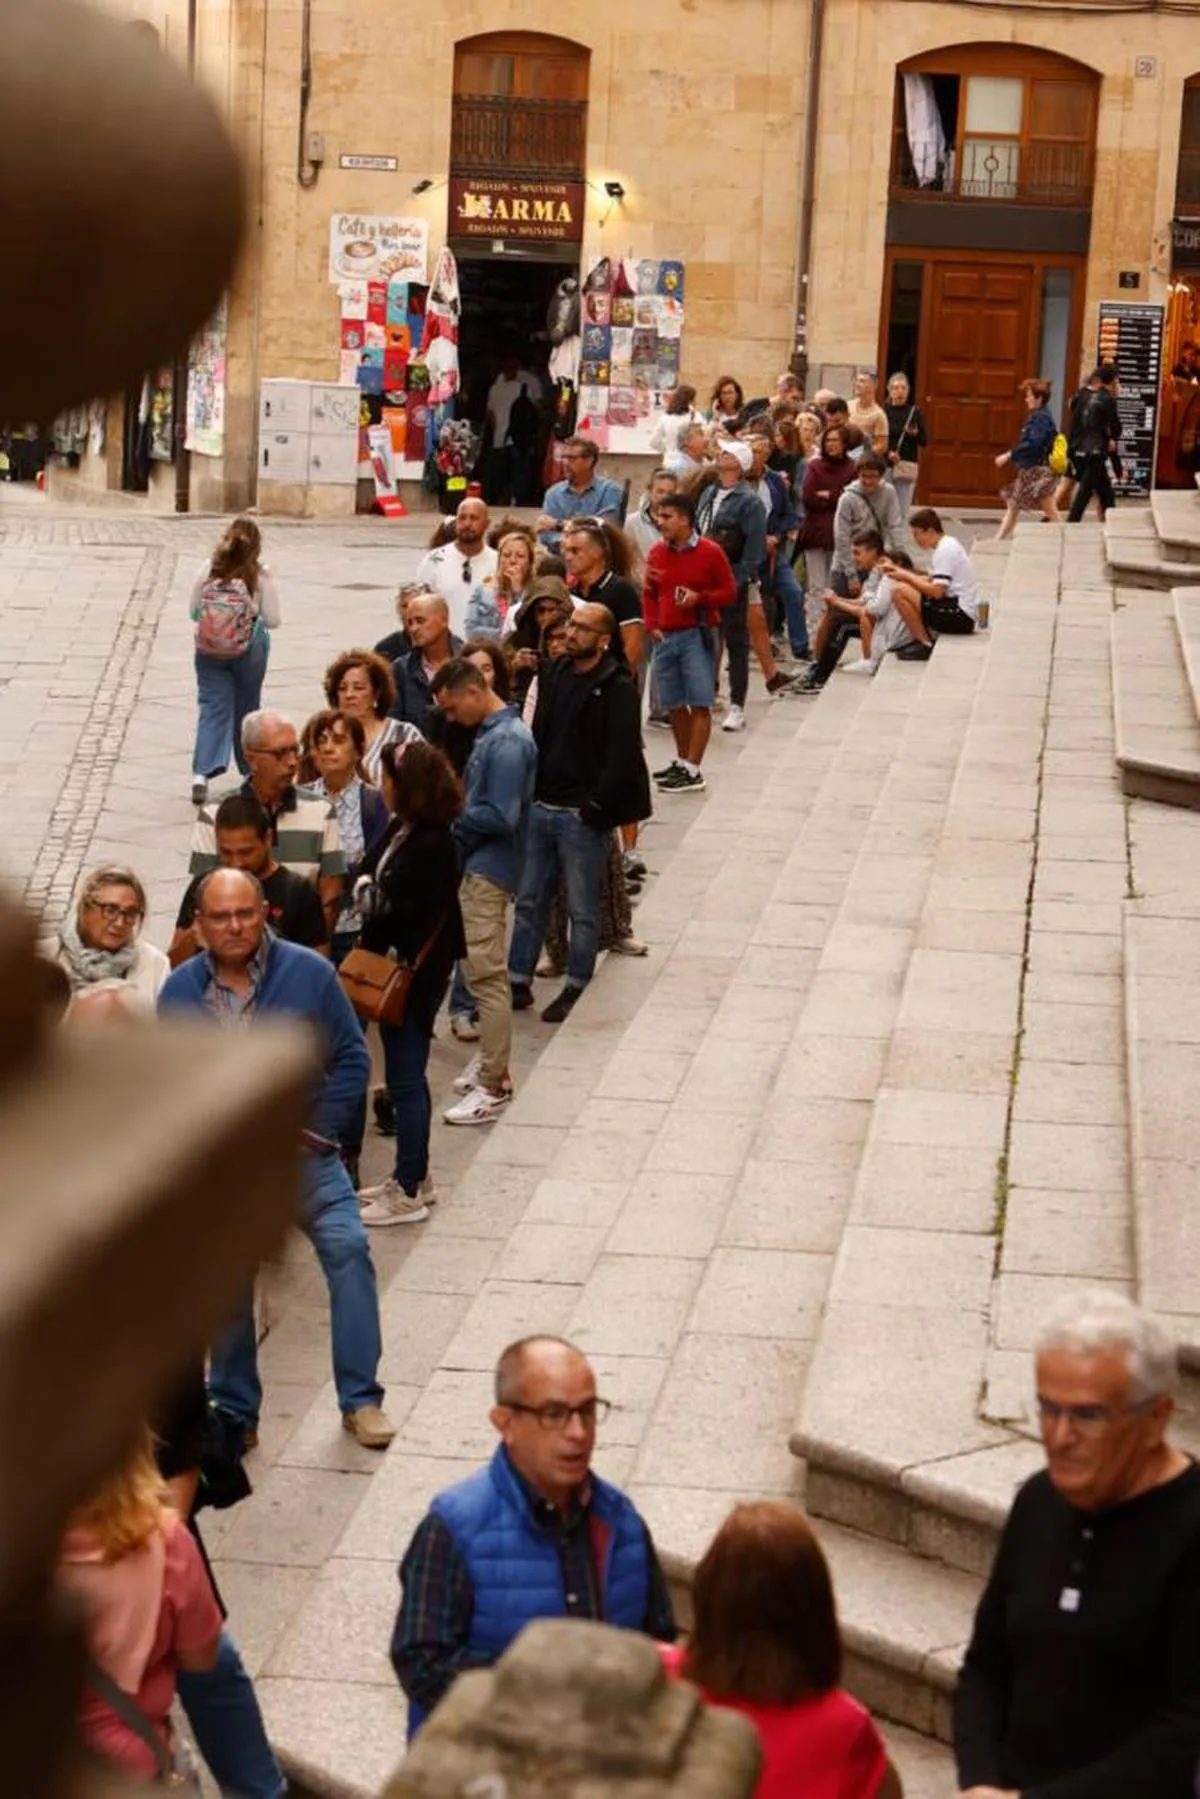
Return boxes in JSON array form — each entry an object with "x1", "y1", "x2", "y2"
[
  {"x1": 338, "y1": 917, "x2": 445, "y2": 1026},
  {"x1": 894, "y1": 407, "x2": 920, "y2": 483},
  {"x1": 85, "y1": 1657, "x2": 201, "y2": 1792}
]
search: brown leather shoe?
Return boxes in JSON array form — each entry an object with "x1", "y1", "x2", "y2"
[{"x1": 342, "y1": 1404, "x2": 396, "y2": 1449}]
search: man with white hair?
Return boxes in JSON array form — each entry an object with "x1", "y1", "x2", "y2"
[
  {"x1": 189, "y1": 708, "x2": 344, "y2": 931},
  {"x1": 954, "y1": 1290, "x2": 1200, "y2": 1799}
]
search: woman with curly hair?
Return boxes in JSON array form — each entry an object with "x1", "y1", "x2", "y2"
[{"x1": 323, "y1": 647, "x2": 420, "y2": 784}]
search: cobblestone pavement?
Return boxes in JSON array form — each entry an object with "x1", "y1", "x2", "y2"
[{"x1": 2, "y1": 486, "x2": 1005, "y2": 1798}]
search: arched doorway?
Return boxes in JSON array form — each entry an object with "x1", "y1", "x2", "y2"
[
  {"x1": 881, "y1": 43, "x2": 1098, "y2": 506},
  {"x1": 450, "y1": 32, "x2": 590, "y2": 503}
]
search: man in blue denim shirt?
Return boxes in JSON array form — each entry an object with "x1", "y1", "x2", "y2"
[
  {"x1": 535, "y1": 436, "x2": 624, "y2": 551},
  {"x1": 435, "y1": 661, "x2": 537, "y2": 1126}
]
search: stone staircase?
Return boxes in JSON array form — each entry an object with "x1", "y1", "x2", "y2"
[
  {"x1": 1104, "y1": 488, "x2": 1200, "y2": 588},
  {"x1": 213, "y1": 519, "x2": 1200, "y2": 1799}
]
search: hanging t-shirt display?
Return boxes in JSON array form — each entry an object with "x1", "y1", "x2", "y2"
[{"x1": 575, "y1": 256, "x2": 686, "y2": 453}]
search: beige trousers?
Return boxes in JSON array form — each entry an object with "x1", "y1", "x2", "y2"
[{"x1": 459, "y1": 871, "x2": 512, "y2": 1090}]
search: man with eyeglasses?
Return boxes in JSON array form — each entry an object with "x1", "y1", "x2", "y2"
[
  {"x1": 414, "y1": 497, "x2": 498, "y2": 638},
  {"x1": 536, "y1": 435, "x2": 624, "y2": 552},
  {"x1": 188, "y1": 707, "x2": 344, "y2": 933},
  {"x1": 390, "y1": 1334, "x2": 676, "y2": 1735},
  {"x1": 159, "y1": 868, "x2": 394, "y2": 1450},
  {"x1": 954, "y1": 1290, "x2": 1200, "y2": 1799}
]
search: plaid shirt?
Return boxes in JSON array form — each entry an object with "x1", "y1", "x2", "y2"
[
  {"x1": 202, "y1": 938, "x2": 270, "y2": 1022},
  {"x1": 390, "y1": 1455, "x2": 677, "y2": 1712}
]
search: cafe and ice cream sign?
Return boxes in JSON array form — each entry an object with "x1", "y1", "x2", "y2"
[{"x1": 448, "y1": 177, "x2": 585, "y2": 244}]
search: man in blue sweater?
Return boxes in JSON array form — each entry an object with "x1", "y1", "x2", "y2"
[
  {"x1": 390, "y1": 1334, "x2": 676, "y2": 1735},
  {"x1": 158, "y1": 868, "x2": 394, "y2": 1449},
  {"x1": 433, "y1": 658, "x2": 537, "y2": 1127}
]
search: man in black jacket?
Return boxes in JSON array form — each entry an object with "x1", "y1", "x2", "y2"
[
  {"x1": 1068, "y1": 364, "x2": 1122, "y2": 524},
  {"x1": 508, "y1": 602, "x2": 651, "y2": 1024}
]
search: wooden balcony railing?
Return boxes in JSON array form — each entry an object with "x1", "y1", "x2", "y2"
[
  {"x1": 450, "y1": 95, "x2": 588, "y2": 180},
  {"x1": 891, "y1": 135, "x2": 1093, "y2": 207}
]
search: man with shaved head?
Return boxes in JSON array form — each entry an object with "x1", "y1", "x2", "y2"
[
  {"x1": 507, "y1": 600, "x2": 651, "y2": 1024},
  {"x1": 158, "y1": 867, "x2": 392, "y2": 1451},
  {"x1": 390, "y1": 1335, "x2": 676, "y2": 1734}
]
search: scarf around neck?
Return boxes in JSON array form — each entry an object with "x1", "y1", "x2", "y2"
[{"x1": 58, "y1": 916, "x2": 140, "y2": 992}]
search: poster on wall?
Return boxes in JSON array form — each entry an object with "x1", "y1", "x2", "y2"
[
  {"x1": 575, "y1": 257, "x2": 685, "y2": 453},
  {"x1": 328, "y1": 214, "x2": 428, "y2": 285},
  {"x1": 1097, "y1": 299, "x2": 1163, "y2": 497},
  {"x1": 186, "y1": 300, "x2": 227, "y2": 457}
]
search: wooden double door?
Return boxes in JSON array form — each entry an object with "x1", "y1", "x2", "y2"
[{"x1": 883, "y1": 250, "x2": 1084, "y2": 508}]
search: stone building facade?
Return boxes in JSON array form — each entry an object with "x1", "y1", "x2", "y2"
[{"x1": 54, "y1": 0, "x2": 1200, "y2": 511}]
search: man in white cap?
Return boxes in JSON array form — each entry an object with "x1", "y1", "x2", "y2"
[{"x1": 694, "y1": 439, "x2": 803, "y2": 729}]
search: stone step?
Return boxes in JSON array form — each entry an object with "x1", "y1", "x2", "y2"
[
  {"x1": 1152, "y1": 489, "x2": 1200, "y2": 563},
  {"x1": 1172, "y1": 586, "x2": 1200, "y2": 728},
  {"x1": 1111, "y1": 591, "x2": 1200, "y2": 806},
  {"x1": 792, "y1": 538, "x2": 1065, "y2": 1577},
  {"x1": 884, "y1": 1724, "x2": 958, "y2": 1799},
  {"x1": 1104, "y1": 511, "x2": 1196, "y2": 590},
  {"x1": 1124, "y1": 901, "x2": 1200, "y2": 1369}
]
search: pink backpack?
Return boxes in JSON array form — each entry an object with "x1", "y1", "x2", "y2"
[{"x1": 193, "y1": 577, "x2": 258, "y2": 660}]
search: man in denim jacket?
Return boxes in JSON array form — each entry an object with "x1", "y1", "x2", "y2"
[{"x1": 435, "y1": 659, "x2": 537, "y2": 1125}]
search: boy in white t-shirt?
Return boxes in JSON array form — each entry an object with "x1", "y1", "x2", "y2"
[{"x1": 879, "y1": 507, "x2": 979, "y2": 661}]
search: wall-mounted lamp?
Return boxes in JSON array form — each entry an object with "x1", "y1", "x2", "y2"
[
  {"x1": 604, "y1": 180, "x2": 626, "y2": 201},
  {"x1": 412, "y1": 177, "x2": 434, "y2": 195}
]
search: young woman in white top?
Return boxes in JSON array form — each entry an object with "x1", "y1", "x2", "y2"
[
  {"x1": 190, "y1": 516, "x2": 279, "y2": 806},
  {"x1": 649, "y1": 384, "x2": 704, "y2": 456}
]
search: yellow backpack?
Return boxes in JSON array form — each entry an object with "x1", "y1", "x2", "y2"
[{"x1": 1048, "y1": 432, "x2": 1069, "y2": 477}]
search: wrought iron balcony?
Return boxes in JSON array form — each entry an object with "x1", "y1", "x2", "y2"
[
  {"x1": 891, "y1": 135, "x2": 1093, "y2": 207},
  {"x1": 450, "y1": 95, "x2": 587, "y2": 181}
]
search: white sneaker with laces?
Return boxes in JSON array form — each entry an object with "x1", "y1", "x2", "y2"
[
  {"x1": 418, "y1": 1175, "x2": 440, "y2": 1206},
  {"x1": 359, "y1": 1180, "x2": 430, "y2": 1226},
  {"x1": 842, "y1": 658, "x2": 875, "y2": 675},
  {"x1": 721, "y1": 704, "x2": 746, "y2": 732},
  {"x1": 452, "y1": 1053, "x2": 483, "y2": 1095},
  {"x1": 443, "y1": 1084, "x2": 512, "y2": 1126},
  {"x1": 450, "y1": 1013, "x2": 481, "y2": 1042}
]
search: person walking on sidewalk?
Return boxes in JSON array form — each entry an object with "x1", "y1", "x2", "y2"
[
  {"x1": 390, "y1": 1334, "x2": 677, "y2": 1736},
  {"x1": 1068, "y1": 363, "x2": 1122, "y2": 524},
  {"x1": 159, "y1": 868, "x2": 394, "y2": 1450},
  {"x1": 508, "y1": 603, "x2": 650, "y2": 1026},
  {"x1": 643, "y1": 490, "x2": 736, "y2": 793},
  {"x1": 434, "y1": 658, "x2": 537, "y2": 1127},
  {"x1": 189, "y1": 516, "x2": 279, "y2": 808}
]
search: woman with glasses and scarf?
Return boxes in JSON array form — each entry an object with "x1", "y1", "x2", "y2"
[{"x1": 52, "y1": 864, "x2": 168, "y2": 1018}]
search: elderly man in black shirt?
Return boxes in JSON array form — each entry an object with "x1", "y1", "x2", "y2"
[{"x1": 954, "y1": 1290, "x2": 1200, "y2": 1799}]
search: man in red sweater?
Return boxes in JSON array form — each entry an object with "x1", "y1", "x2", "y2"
[{"x1": 643, "y1": 492, "x2": 737, "y2": 793}]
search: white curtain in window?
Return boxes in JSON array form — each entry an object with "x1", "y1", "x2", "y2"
[{"x1": 904, "y1": 73, "x2": 947, "y2": 187}]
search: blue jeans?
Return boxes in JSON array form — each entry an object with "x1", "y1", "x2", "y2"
[
  {"x1": 178, "y1": 1630, "x2": 287, "y2": 1799},
  {"x1": 209, "y1": 1152, "x2": 383, "y2": 1427},
  {"x1": 509, "y1": 803, "x2": 608, "y2": 990},
  {"x1": 770, "y1": 555, "x2": 810, "y2": 654},
  {"x1": 193, "y1": 630, "x2": 270, "y2": 780},
  {"x1": 448, "y1": 961, "x2": 475, "y2": 1021},
  {"x1": 380, "y1": 1006, "x2": 436, "y2": 1196}
]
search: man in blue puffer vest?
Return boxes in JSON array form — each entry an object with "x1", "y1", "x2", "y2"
[{"x1": 390, "y1": 1334, "x2": 677, "y2": 1734}]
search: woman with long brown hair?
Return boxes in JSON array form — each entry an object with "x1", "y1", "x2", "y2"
[
  {"x1": 993, "y1": 376, "x2": 1061, "y2": 540},
  {"x1": 664, "y1": 1501, "x2": 902, "y2": 1799},
  {"x1": 190, "y1": 515, "x2": 280, "y2": 807}
]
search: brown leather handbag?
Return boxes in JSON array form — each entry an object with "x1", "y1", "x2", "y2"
[{"x1": 338, "y1": 920, "x2": 443, "y2": 1026}]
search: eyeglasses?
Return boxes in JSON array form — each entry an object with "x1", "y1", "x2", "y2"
[
  {"x1": 505, "y1": 1399, "x2": 612, "y2": 1431},
  {"x1": 1036, "y1": 1396, "x2": 1155, "y2": 1435},
  {"x1": 463, "y1": 558, "x2": 473, "y2": 582},
  {"x1": 257, "y1": 743, "x2": 300, "y2": 760},
  {"x1": 200, "y1": 907, "x2": 262, "y2": 928},
  {"x1": 86, "y1": 901, "x2": 142, "y2": 924}
]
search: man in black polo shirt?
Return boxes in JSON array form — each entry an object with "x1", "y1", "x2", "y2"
[
  {"x1": 169, "y1": 793, "x2": 328, "y2": 966},
  {"x1": 954, "y1": 1290, "x2": 1200, "y2": 1799}
]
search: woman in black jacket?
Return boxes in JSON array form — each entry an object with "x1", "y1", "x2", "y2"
[{"x1": 356, "y1": 739, "x2": 464, "y2": 1226}]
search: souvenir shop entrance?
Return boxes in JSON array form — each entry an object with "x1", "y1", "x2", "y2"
[{"x1": 454, "y1": 246, "x2": 579, "y2": 505}]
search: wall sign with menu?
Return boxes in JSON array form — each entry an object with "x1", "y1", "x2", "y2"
[
  {"x1": 328, "y1": 214, "x2": 428, "y2": 284},
  {"x1": 1097, "y1": 300, "x2": 1163, "y2": 497}
]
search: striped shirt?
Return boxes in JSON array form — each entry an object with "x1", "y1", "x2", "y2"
[{"x1": 189, "y1": 779, "x2": 345, "y2": 886}]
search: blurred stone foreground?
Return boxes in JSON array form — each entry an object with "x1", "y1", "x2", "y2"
[{"x1": 0, "y1": 6, "x2": 757, "y2": 1794}]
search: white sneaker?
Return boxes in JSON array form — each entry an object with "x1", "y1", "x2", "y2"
[
  {"x1": 443, "y1": 1084, "x2": 512, "y2": 1126},
  {"x1": 359, "y1": 1179, "x2": 430, "y2": 1226},
  {"x1": 450, "y1": 1013, "x2": 480, "y2": 1043},
  {"x1": 721, "y1": 705, "x2": 746, "y2": 732},
  {"x1": 610, "y1": 935, "x2": 649, "y2": 956},
  {"x1": 418, "y1": 1175, "x2": 440, "y2": 1207},
  {"x1": 452, "y1": 1053, "x2": 483, "y2": 1095},
  {"x1": 842, "y1": 658, "x2": 875, "y2": 676}
]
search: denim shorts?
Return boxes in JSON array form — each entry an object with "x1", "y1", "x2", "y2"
[{"x1": 653, "y1": 626, "x2": 716, "y2": 709}]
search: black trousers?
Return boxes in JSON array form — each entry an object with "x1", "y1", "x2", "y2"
[
  {"x1": 1068, "y1": 454, "x2": 1116, "y2": 522},
  {"x1": 811, "y1": 616, "x2": 861, "y2": 685},
  {"x1": 722, "y1": 584, "x2": 750, "y2": 707}
]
